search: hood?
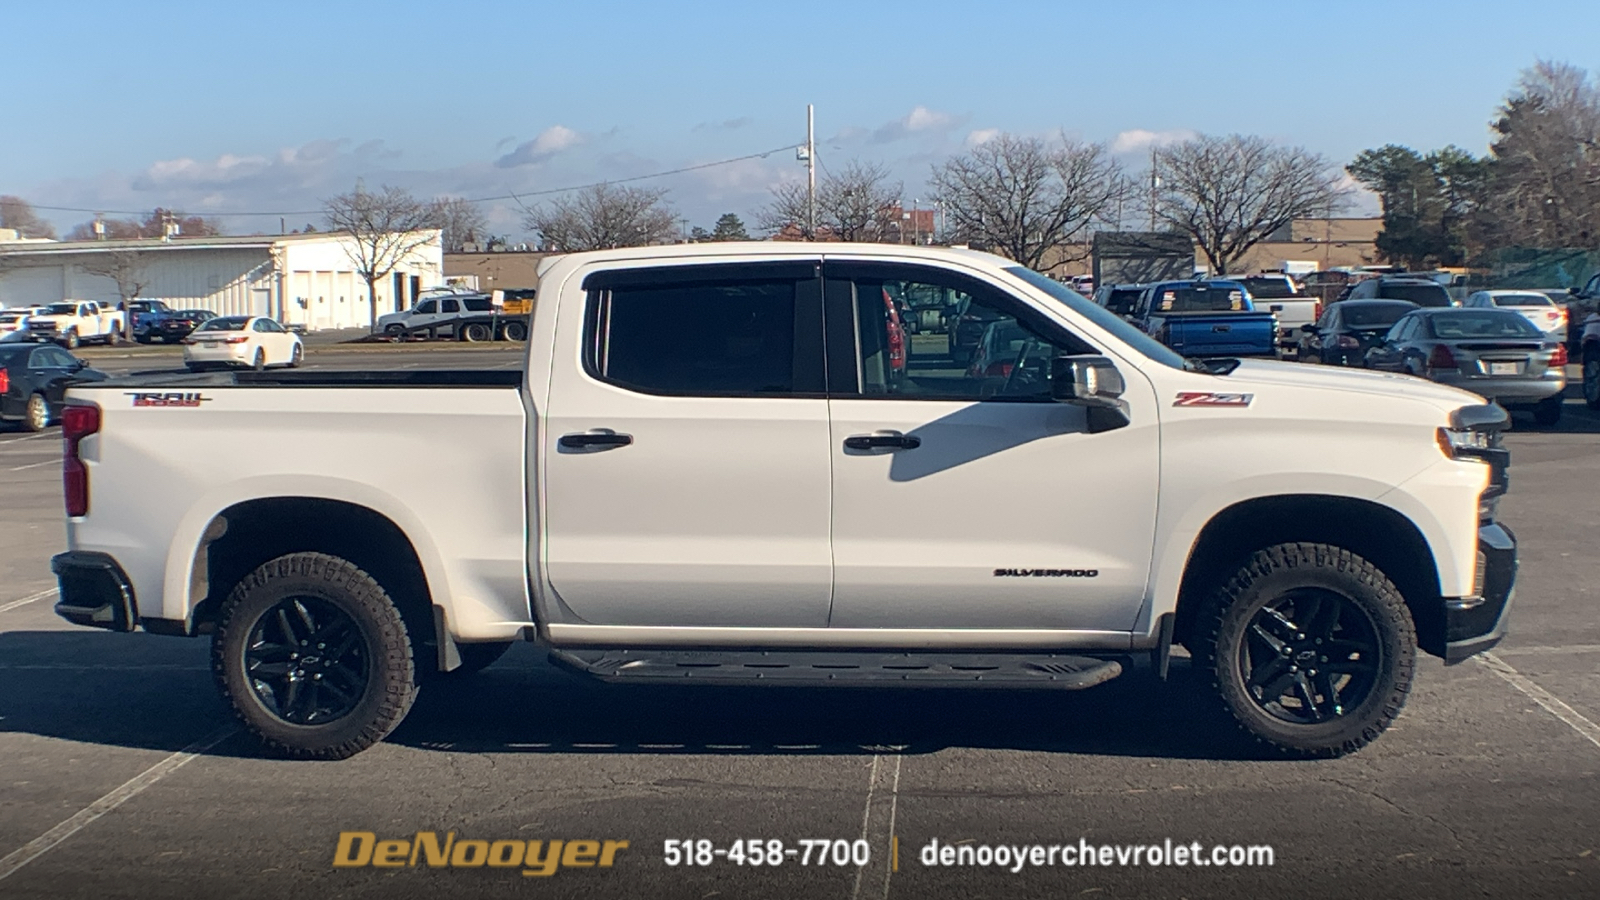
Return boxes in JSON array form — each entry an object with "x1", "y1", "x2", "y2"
[{"x1": 1223, "y1": 358, "x2": 1484, "y2": 412}]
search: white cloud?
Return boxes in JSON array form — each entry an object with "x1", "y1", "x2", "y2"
[
  {"x1": 965, "y1": 128, "x2": 1001, "y2": 147},
  {"x1": 872, "y1": 106, "x2": 962, "y2": 143},
  {"x1": 1110, "y1": 128, "x2": 1196, "y2": 154},
  {"x1": 495, "y1": 125, "x2": 583, "y2": 168}
]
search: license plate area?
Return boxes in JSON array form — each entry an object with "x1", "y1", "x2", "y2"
[
  {"x1": 202, "y1": 341, "x2": 218, "y2": 349},
  {"x1": 1487, "y1": 361, "x2": 1522, "y2": 376}
]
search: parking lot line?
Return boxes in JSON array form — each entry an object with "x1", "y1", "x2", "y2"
[
  {"x1": 0, "y1": 726, "x2": 236, "y2": 884},
  {"x1": 1477, "y1": 651, "x2": 1600, "y2": 750},
  {"x1": 7, "y1": 459, "x2": 56, "y2": 472},
  {"x1": 850, "y1": 753, "x2": 902, "y2": 900},
  {"x1": 1494, "y1": 644, "x2": 1600, "y2": 655},
  {"x1": 0, "y1": 433, "x2": 56, "y2": 447},
  {"x1": 0, "y1": 588, "x2": 57, "y2": 615}
]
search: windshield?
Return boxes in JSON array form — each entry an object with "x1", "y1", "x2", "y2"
[
  {"x1": 45, "y1": 303, "x2": 78, "y2": 315},
  {"x1": 1379, "y1": 283, "x2": 1452, "y2": 306},
  {"x1": 196, "y1": 316, "x2": 250, "y2": 332},
  {"x1": 1239, "y1": 277, "x2": 1301, "y2": 299},
  {"x1": 1491, "y1": 293, "x2": 1552, "y2": 307},
  {"x1": 1428, "y1": 312, "x2": 1542, "y2": 339},
  {"x1": 1005, "y1": 266, "x2": 1189, "y2": 371},
  {"x1": 1343, "y1": 302, "x2": 1416, "y2": 328}
]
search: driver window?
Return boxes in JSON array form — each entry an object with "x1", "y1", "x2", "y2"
[
  {"x1": 416, "y1": 300, "x2": 438, "y2": 314},
  {"x1": 852, "y1": 277, "x2": 1089, "y2": 401}
]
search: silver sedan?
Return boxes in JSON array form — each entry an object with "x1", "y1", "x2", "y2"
[{"x1": 1364, "y1": 307, "x2": 1567, "y2": 425}]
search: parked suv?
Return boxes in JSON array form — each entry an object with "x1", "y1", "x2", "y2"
[{"x1": 1344, "y1": 277, "x2": 1455, "y2": 308}]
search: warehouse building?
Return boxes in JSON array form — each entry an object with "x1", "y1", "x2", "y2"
[{"x1": 0, "y1": 231, "x2": 442, "y2": 332}]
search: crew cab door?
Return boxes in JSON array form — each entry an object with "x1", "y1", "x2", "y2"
[
  {"x1": 542, "y1": 260, "x2": 834, "y2": 627},
  {"x1": 822, "y1": 261, "x2": 1159, "y2": 631}
]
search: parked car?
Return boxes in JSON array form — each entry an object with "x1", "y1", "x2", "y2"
[
  {"x1": 965, "y1": 319, "x2": 1035, "y2": 380},
  {"x1": 1130, "y1": 280, "x2": 1278, "y2": 357},
  {"x1": 1461, "y1": 290, "x2": 1567, "y2": 340},
  {"x1": 944, "y1": 293, "x2": 1008, "y2": 365},
  {"x1": 152, "y1": 308, "x2": 217, "y2": 343},
  {"x1": 1364, "y1": 308, "x2": 1567, "y2": 425},
  {"x1": 183, "y1": 316, "x2": 304, "y2": 371},
  {"x1": 24, "y1": 300, "x2": 125, "y2": 348},
  {"x1": 0, "y1": 306, "x2": 45, "y2": 337},
  {"x1": 50, "y1": 241, "x2": 1517, "y2": 762},
  {"x1": 1237, "y1": 274, "x2": 1321, "y2": 357},
  {"x1": 1343, "y1": 276, "x2": 1456, "y2": 308},
  {"x1": 0, "y1": 336, "x2": 108, "y2": 431},
  {"x1": 1581, "y1": 314, "x2": 1600, "y2": 410},
  {"x1": 376, "y1": 293, "x2": 495, "y2": 337},
  {"x1": 1298, "y1": 300, "x2": 1418, "y2": 366},
  {"x1": 124, "y1": 299, "x2": 176, "y2": 342},
  {"x1": 1566, "y1": 273, "x2": 1600, "y2": 354},
  {"x1": 1090, "y1": 283, "x2": 1144, "y2": 318}
]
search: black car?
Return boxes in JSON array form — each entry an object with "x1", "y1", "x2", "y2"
[
  {"x1": 1298, "y1": 300, "x2": 1419, "y2": 366},
  {"x1": 0, "y1": 336, "x2": 109, "y2": 432},
  {"x1": 153, "y1": 308, "x2": 217, "y2": 343}
]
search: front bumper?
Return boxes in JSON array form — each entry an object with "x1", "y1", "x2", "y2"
[
  {"x1": 51, "y1": 551, "x2": 139, "y2": 632},
  {"x1": 1441, "y1": 522, "x2": 1517, "y2": 663}
]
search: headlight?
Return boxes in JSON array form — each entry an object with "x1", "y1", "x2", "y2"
[{"x1": 1436, "y1": 427, "x2": 1493, "y2": 459}]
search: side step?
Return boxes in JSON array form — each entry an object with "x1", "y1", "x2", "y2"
[{"x1": 548, "y1": 648, "x2": 1122, "y2": 690}]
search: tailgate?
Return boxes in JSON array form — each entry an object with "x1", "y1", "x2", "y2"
[{"x1": 1162, "y1": 313, "x2": 1277, "y2": 356}]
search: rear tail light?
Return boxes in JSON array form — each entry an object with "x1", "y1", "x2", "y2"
[
  {"x1": 1551, "y1": 344, "x2": 1568, "y2": 367},
  {"x1": 224, "y1": 335, "x2": 249, "y2": 344},
  {"x1": 62, "y1": 403, "x2": 101, "y2": 518},
  {"x1": 0, "y1": 368, "x2": 8, "y2": 394},
  {"x1": 1312, "y1": 301, "x2": 1323, "y2": 322},
  {"x1": 1427, "y1": 344, "x2": 1457, "y2": 370}
]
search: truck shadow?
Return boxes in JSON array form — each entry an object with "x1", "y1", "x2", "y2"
[{"x1": 0, "y1": 633, "x2": 1275, "y2": 762}]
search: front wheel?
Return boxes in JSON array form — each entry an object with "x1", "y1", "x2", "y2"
[
  {"x1": 62, "y1": 330, "x2": 80, "y2": 350},
  {"x1": 288, "y1": 343, "x2": 304, "y2": 368},
  {"x1": 24, "y1": 393, "x2": 50, "y2": 432},
  {"x1": 1583, "y1": 346, "x2": 1599, "y2": 411},
  {"x1": 211, "y1": 552, "x2": 418, "y2": 759},
  {"x1": 385, "y1": 324, "x2": 406, "y2": 337},
  {"x1": 1195, "y1": 543, "x2": 1415, "y2": 758}
]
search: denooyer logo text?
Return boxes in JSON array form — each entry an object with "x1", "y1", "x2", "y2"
[{"x1": 333, "y1": 831, "x2": 629, "y2": 877}]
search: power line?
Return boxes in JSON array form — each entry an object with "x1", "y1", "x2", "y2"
[{"x1": 21, "y1": 143, "x2": 801, "y2": 219}]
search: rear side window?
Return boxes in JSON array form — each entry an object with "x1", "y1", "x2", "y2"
[
  {"x1": 591, "y1": 280, "x2": 803, "y2": 395},
  {"x1": 464, "y1": 297, "x2": 492, "y2": 312},
  {"x1": 441, "y1": 299, "x2": 461, "y2": 313}
]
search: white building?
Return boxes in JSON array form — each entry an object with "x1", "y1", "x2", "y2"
[{"x1": 0, "y1": 231, "x2": 442, "y2": 331}]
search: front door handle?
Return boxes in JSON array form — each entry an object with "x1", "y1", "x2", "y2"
[
  {"x1": 843, "y1": 431, "x2": 921, "y2": 451},
  {"x1": 559, "y1": 430, "x2": 633, "y2": 450}
]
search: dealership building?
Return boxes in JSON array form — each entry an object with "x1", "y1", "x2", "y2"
[{"x1": 0, "y1": 231, "x2": 442, "y2": 332}]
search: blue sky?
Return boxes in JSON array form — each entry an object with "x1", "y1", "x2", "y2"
[{"x1": 4, "y1": 0, "x2": 1595, "y2": 240}]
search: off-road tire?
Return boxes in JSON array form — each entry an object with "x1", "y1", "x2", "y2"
[
  {"x1": 1532, "y1": 395, "x2": 1563, "y2": 427},
  {"x1": 211, "y1": 552, "x2": 418, "y2": 760},
  {"x1": 24, "y1": 393, "x2": 49, "y2": 432},
  {"x1": 1193, "y1": 542, "x2": 1415, "y2": 758}
]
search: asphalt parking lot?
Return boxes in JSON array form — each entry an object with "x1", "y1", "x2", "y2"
[{"x1": 1, "y1": 344, "x2": 1597, "y2": 900}]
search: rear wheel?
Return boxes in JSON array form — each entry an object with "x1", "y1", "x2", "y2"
[
  {"x1": 1194, "y1": 543, "x2": 1415, "y2": 758},
  {"x1": 461, "y1": 322, "x2": 492, "y2": 343},
  {"x1": 24, "y1": 393, "x2": 49, "y2": 432},
  {"x1": 211, "y1": 552, "x2": 418, "y2": 759},
  {"x1": 251, "y1": 349, "x2": 265, "y2": 371},
  {"x1": 1533, "y1": 394, "x2": 1564, "y2": 426},
  {"x1": 502, "y1": 321, "x2": 528, "y2": 342},
  {"x1": 1584, "y1": 345, "x2": 1600, "y2": 411}
]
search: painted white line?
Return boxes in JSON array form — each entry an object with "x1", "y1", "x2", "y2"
[
  {"x1": 1493, "y1": 644, "x2": 1600, "y2": 656},
  {"x1": 0, "y1": 433, "x2": 56, "y2": 446},
  {"x1": 0, "y1": 588, "x2": 57, "y2": 614},
  {"x1": 7, "y1": 459, "x2": 57, "y2": 472},
  {"x1": 850, "y1": 753, "x2": 903, "y2": 900},
  {"x1": 1477, "y1": 651, "x2": 1600, "y2": 751},
  {"x1": 0, "y1": 726, "x2": 235, "y2": 883}
]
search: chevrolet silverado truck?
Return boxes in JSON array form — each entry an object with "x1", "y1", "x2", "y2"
[
  {"x1": 50, "y1": 243, "x2": 1515, "y2": 761},
  {"x1": 1132, "y1": 280, "x2": 1279, "y2": 357},
  {"x1": 26, "y1": 300, "x2": 125, "y2": 348}
]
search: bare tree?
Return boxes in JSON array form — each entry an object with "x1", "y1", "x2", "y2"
[
  {"x1": 0, "y1": 196, "x2": 56, "y2": 239},
  {"x1": 323, "y1": 184, "x2": 440, "y2": 327},
  {"x1": 929, "y1": 134, "x2": 1124, "y2": 269},
  {"x1": 1151, "y1": 134, "x2": 1349, "y2": 276},
  {"x1": 759, "y1": 159, "x2": 903, "y2": 241},
  {"x1": 79, "y1": 250, "x2": 150, "y2": 340},
  {"x1": 65, "y1": 208, "x2": 220, "y2": 241},
  {"x1": 1485, "y1": 60, "x2": 1600, "y2": 250},
  {"x1": 429, "y1": 197, "x2": 489, "y2": 252},
  {"x1": 524, "y1": 183, "x2": 678, "y2": 251}
]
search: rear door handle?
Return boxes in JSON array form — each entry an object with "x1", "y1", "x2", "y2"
[
  {"x1": 559, "y1": 430, "x2": 633, "y2": 450},
  {"x1": 843, "y1": 431, "x2": 921, "y2": 451}
]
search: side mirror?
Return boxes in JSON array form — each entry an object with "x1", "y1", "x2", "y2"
[
  {"x1": 1300, "y1": 323, "x2": 1318, "y2": 334},
  {"x1": 74, "y1": 358, "x2": 89, "y2": 370},
  {"x1": 1051, "y1": 355, "x2": 1131, "y2": 434}
]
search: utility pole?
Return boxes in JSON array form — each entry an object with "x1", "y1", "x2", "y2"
[{"x1": 806, "y1": 104, "x2": 816, "y2": 240}]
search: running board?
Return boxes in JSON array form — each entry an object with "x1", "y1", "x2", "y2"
[{"x1": 548, "y1": 648, "x2": 1122, "y2": 690}]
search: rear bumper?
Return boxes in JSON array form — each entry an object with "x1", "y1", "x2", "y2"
[
  {"x1": 1437, "y1": 374, "x2": 1565, "y2": 405},
  {"x1": 51, "y1": 551, "x2": 139, "y2": 632},
  {"x1": 1441, "y1": 522, "x2": 1517, "y2": 663}
]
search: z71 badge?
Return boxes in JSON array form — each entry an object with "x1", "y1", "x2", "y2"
[
  {"x1": 125, "y1": 391, "x2": 211, "y2": 408},
  {"x1": 1173, "y1": 391, "x2": 1253, "y2": 407}
]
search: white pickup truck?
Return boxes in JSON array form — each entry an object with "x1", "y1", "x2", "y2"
[
  {"x1": 50, "y1": 243, "x2": 1515, "y2": 761},
  {"x1": 26, "y1": 299, "x2": 125, "y2": 348}
]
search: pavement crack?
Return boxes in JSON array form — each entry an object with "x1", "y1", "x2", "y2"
[{"x1": 1324, "y1": 777, "x2": 1467, "y2": 852}]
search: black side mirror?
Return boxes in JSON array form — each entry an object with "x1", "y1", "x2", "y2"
[{"x1": 1051, "y1": 355, "x2": 1131, "y2": 434}]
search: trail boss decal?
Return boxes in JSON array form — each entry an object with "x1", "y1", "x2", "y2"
[
  {"x1": 125, "y1": 391, "x2": 211, "y2": 408},
  {"x1": 1173, "y1": 391, "x2": 1253, "y2": 408},
  {"x1": 994, "y1": 568, "x2": 1099, "y2": 578}
]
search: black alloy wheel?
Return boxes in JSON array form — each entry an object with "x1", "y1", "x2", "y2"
[
  {"x1": 1237, "y1": 588, "x2": 1381, "y2": 725},
  {"x1": 243, "y1": 596, "x2": 370, "y2": 725}
]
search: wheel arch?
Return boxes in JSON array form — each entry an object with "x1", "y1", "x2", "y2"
[{"x1": 1171, "y1": 494, "x2": 1446, "y2": 658}]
